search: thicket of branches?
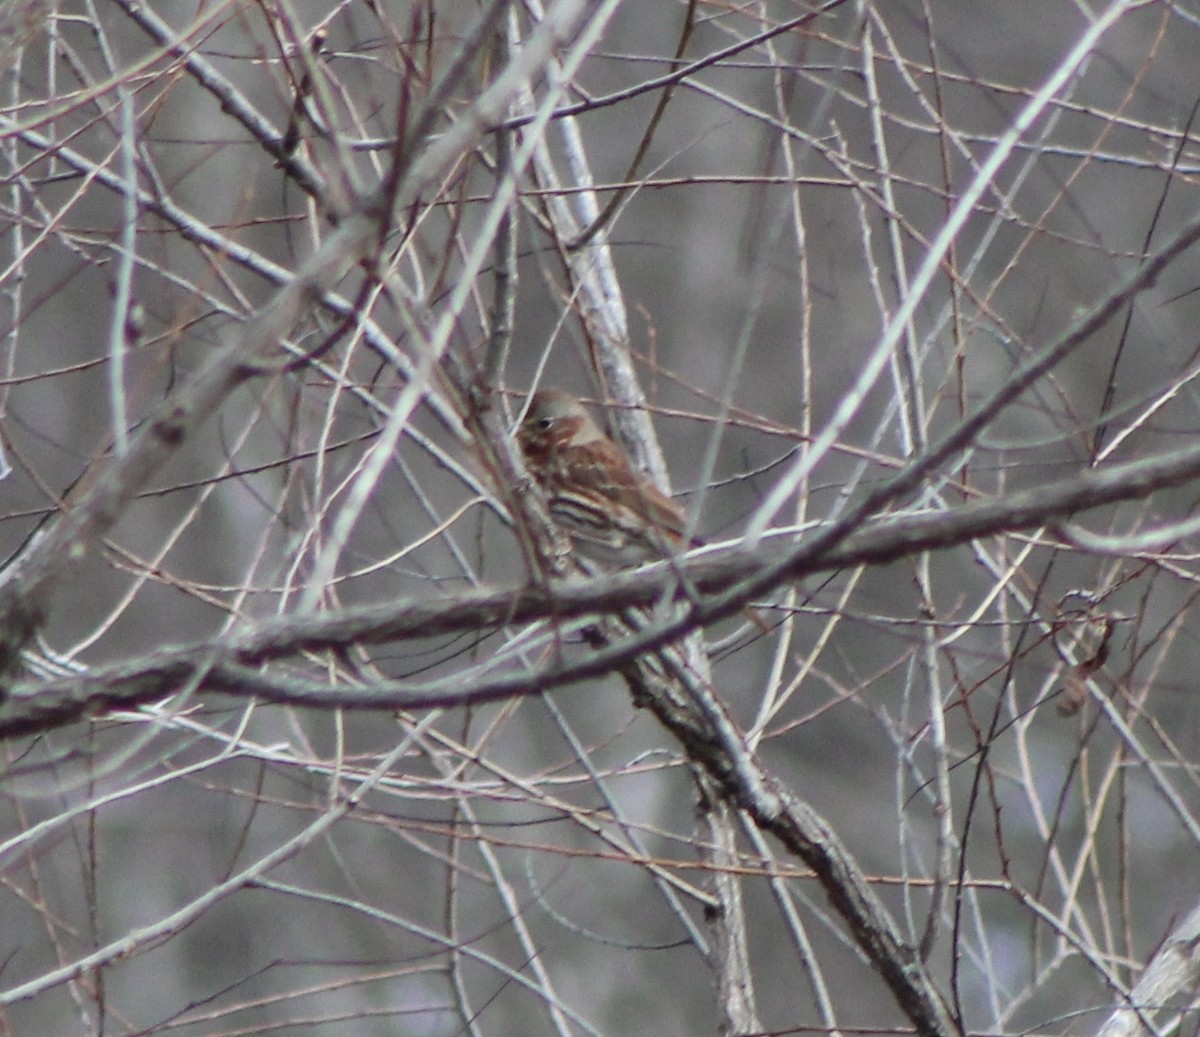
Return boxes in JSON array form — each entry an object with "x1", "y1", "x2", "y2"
[{"x1": 3, "y1": 2, "x2": 1200, "y2": 1035}]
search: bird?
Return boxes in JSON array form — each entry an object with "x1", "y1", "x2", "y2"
[
  {"x1": 517, "y1": 388, "x2": 769, "y2": 630},
  {"x1": 517, "y1": 389, "x2": 692, "y2": 567}
]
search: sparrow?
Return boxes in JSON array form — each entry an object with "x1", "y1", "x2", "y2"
[
  {"x1": 517, "y1": 389, "x2": 692, "y2": 567},
  {"x1": 517, "y1": 388, "x2": 769, "y2": 630}
]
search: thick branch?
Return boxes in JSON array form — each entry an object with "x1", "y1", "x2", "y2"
[
  {"x1": 1096, "y1": 902, "x2": 1200, "y2": 1037},
  {"x1": 4, "y1": 437, "x2": 1199, "y2": 737}
]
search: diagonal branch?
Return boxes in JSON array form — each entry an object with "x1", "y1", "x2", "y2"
[
  {"x1": 5, "y1": 430, "x2": 1200, "y2": 737},
  {"x1": 0, "y1": 0, "x2": 601, "y2": 686}
]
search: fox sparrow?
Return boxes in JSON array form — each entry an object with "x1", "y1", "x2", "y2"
[
  {"x1": 517, "y1": 389, "x2": 769, "y2": 630},
  {"x1": 517, "y1": 389, "x2": 693, "y2": 566}
]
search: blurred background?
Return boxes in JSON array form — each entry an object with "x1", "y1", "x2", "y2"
[{"x1": 3, "y1": 1, "x2": 1200, "y2": 1034}]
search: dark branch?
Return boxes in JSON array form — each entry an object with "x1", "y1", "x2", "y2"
[{"x1": 4, "y1": 436, "x2": 1199, "y2": 739}]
